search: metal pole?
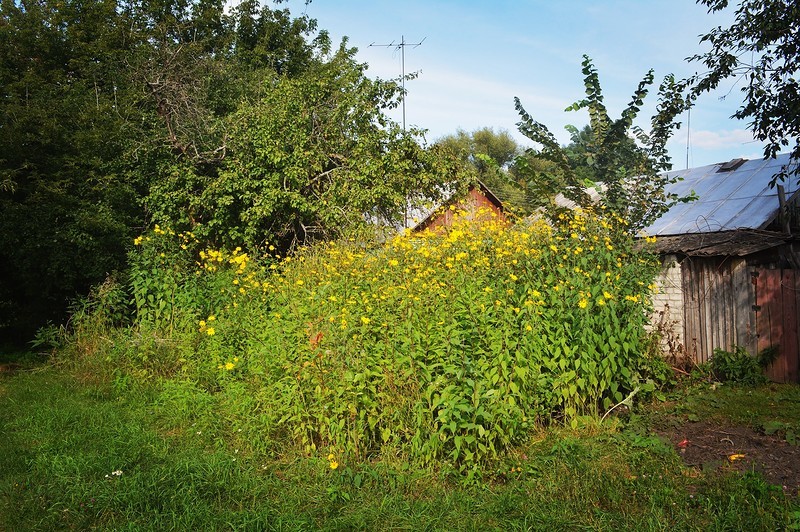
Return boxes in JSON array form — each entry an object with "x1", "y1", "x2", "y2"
[
  {"x1": 686, "y1": 105, "x2": 691, "y2": 170},
  {"x1": 401, "y1": 35, "x2": 406, "y2": 130}
]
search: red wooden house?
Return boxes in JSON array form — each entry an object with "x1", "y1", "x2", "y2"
[{"x1": 411, "y1": 181, "x2": 507, "y2": 232}]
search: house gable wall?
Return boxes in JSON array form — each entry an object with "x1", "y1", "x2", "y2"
[{"x1": 417, "y1": 186, "x2": 506, "y2": 232}]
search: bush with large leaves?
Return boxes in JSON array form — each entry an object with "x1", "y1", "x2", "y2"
[{"x1": 148, "y1": 45, "x2": 462, "y2": 251}]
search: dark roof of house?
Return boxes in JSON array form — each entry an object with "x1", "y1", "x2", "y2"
[
  {"x1": 645, "y1": 153, "x2": 799, "y2": 236},
  {"x1": 653, "y1": 229, "x2": 793, "y2": 257}
]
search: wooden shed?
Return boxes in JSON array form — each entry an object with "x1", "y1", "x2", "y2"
[{"x1": 646, "y1": 154, "x2": 800, "y2": 382}]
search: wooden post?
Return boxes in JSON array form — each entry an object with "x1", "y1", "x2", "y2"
[{"x1": 778, "y1": 184, "x2": 790, "y2": 234}]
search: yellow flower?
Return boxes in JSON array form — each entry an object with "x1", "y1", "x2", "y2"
[
  {"x1": 224, "y1": 362, "x2": 234, "y2": 371},
  {"x1": 133, "y1": 236, "x2": 143, "y2": 246},
  {"x1": 388, "y1": 259, "x2": 399, "y2": 267},
  {"x1": 206, "y1": 327, "x2": 215, "y2": 336},
  {"x1": 509, "y1": 273, "x2": 518, "y2": 281},
  {"x1": 329, "y1": 460, "x2": 339, "y2": 470},
  {"x1": 360, "y1": 316, "x2": 371, "y2": 325},
  {"x1": 578, "y1": 299, "x2": 588, "y2": 309},
  {"x1": 327, "y1": 453, "x2": 335, "y2": 461}
]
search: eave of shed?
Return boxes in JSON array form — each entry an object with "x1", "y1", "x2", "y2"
[{"x1": 653, "y1": 229, "x2": 791, "y2": 257}]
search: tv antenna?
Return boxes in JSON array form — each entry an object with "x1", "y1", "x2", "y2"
[{"x1": 369, "y1": 35, "x2": 425, "y2": 130}]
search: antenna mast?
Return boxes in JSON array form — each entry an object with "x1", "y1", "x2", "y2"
[
  {"x1": 686, "y1": 105, "x2": 691, "y2": 170},
  {"x1": 369, "y1": 35, "x2": 425, "y2": 131}
]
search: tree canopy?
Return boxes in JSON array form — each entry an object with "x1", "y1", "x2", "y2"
[
  {"x1": 687, "y1": 0, "x2": 800, "y2": 181},
  {"x1": 0, "y1": 0, "x2": 461, "y2": 341}
]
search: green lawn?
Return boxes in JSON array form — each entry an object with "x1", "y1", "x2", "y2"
[{"x1": 1, "y1": 360, "x2": 798, "y2": 530}]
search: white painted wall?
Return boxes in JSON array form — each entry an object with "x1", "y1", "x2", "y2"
[{"x1": 649, "y1": 254, "x2": 685, "y2": 359}]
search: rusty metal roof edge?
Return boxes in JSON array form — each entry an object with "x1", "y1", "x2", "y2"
[{"x1": 474, "y1": 179, "x2": 505, "y2": 212}]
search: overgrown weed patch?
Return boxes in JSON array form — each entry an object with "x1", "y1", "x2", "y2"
[{"x1": 61, "y1": 207, "x2": 670, "y2": 472}]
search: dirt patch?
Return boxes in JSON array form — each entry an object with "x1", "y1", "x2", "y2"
[
  {"x1": 0, "y1": 363, "x2": 22, "y2": 376},
  {"x1": 658, "y1": 420, "x2": 800, "y2": 494}
]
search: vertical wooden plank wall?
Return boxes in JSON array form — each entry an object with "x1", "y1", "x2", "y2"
[
  {"x1": 682, "y1": 259, "x2": 702, "y2": 363},
  {"x1": 758, "y1": 270, "x2": 783, "y2": 382},
  {"x1": 781, "y1": 270, "x2": 799, "y2": 382},
  {"x1": 681, "y1": 258, "x2": 742, "y2": 365},
  {"x1": 732, "y1": 260, "x2": 754, "y2": 352},
  {"x1": 681, "y1": 259, "x2": 800, "y2": 383}
]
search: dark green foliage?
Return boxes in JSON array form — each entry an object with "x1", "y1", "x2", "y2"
[
  {"x1": 0, "y1": 0, "x2": 448, "y2": 339},
  {"x1": 688, "y1": 0, "x2": 800, "y2": 183},
  {"x1": 708, "y1": 346, "x2": 767, "y2": 385},
  {"x1": 0, "y1": 0, "x2": 145, "y2": 340}
]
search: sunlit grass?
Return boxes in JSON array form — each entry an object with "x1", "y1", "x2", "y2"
[{"x1": 1, "y1": 366, "x2": 796, "y2": 530}]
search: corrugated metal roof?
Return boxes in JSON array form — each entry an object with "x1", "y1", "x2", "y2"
[{"x1": 645, "y1": 153, "x2": 799, "y2": 236}]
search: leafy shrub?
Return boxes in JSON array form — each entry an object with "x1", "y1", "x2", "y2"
[
  {"x1": 709, "y1": 346, "x2": 767, "y2": 385},
  {"x1": 128, "y1": 226, "x2": 204, "y2": 332}
]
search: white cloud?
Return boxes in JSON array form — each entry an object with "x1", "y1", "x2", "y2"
[{"x1": 687, "y1": 129, "x2": 759, "y2": 150}]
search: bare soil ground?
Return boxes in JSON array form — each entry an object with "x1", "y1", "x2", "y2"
[{"x1": 659, "y1": 420, "x2": 800, "y2": 494}]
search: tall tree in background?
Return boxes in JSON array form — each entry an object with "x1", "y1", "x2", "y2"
[
  {"x1": 0, "y1": 0, "x2": 454, "y2": 341},
  {"x1": 514, "y1": 55, "x2": 688, "y2": 229},
  {"x1": 687, "y1": 0, "x2": 800, "y2": 181},
  {"x1": 434, "y1": 128, "x2": 536, "y2": 213},
  {"x1": 0, "y1": 0, "x2": 144, "y2": 339},
  {"x1": 435, "y1": 128, "x2": 519, "y2": 173}
]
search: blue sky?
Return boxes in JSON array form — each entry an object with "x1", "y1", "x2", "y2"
[{"x1": 284, "y1": 0, "x2": 766, "y2": 170}]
